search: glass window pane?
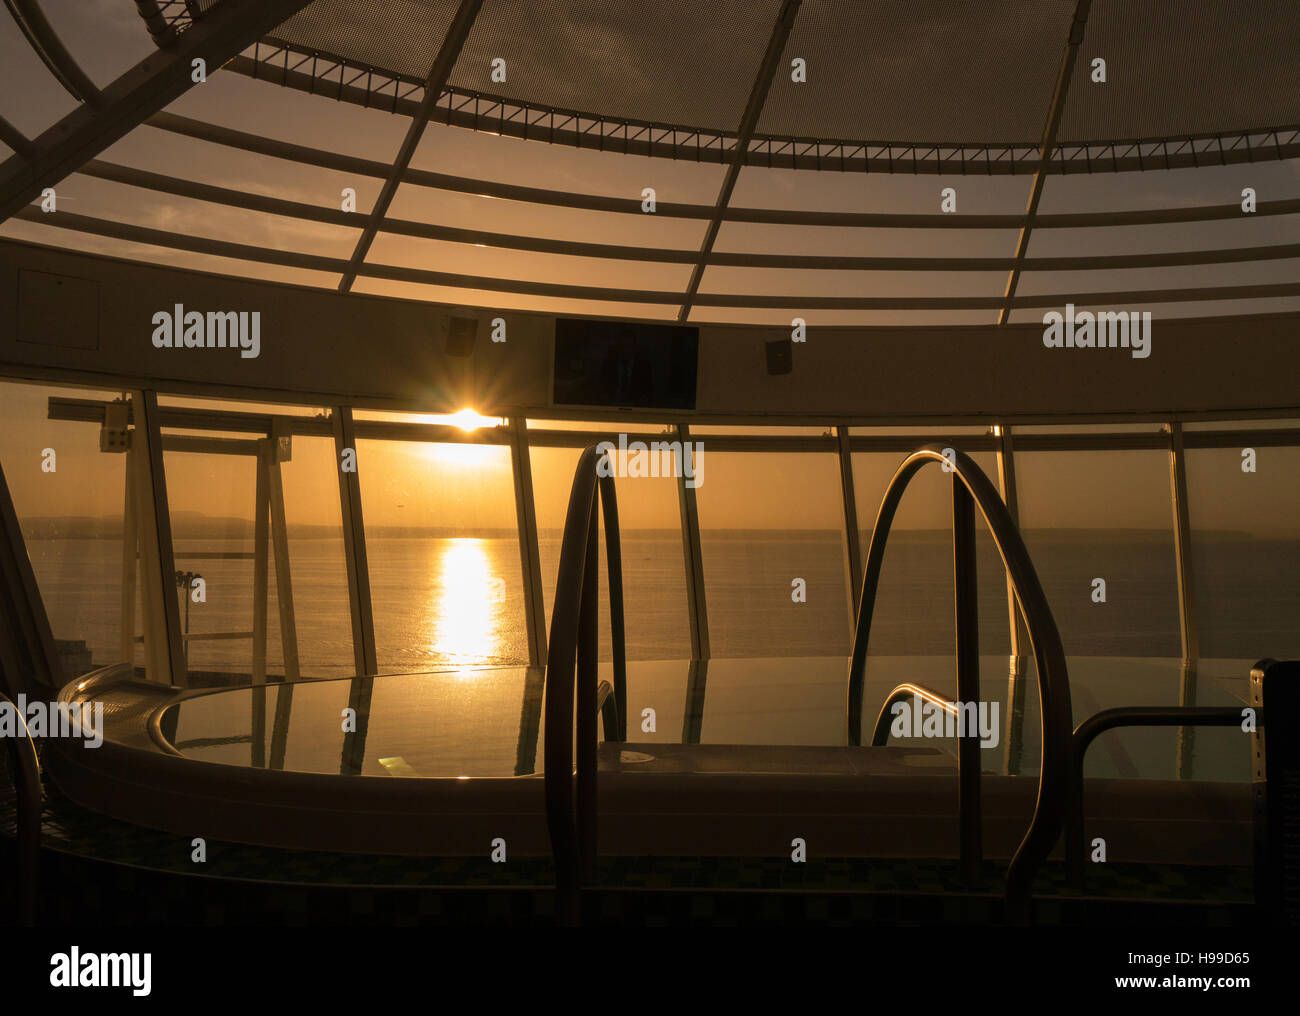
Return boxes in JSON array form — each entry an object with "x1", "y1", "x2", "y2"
[
  {"x1": 163, "y1": 429, "x2": 261, "y2": 685},
  {"x1": 0, "y1": 380, "x2": 140, "y2": 682},
  {"x1": 356, "y1": 433, "x2": 527, "y2": 672},
  {"x1": 1186, "y1": 444, "x2": 1300, "y2": 661},
  {"x1": 530, "y1": 444, "x2": 691, "y2": 661},
  {"x1": 162, "y1": 407, "x2": 351, "y2": 685},
  {"x1": 695, "y1": 450, "x2": 849, "y2": 657},
  {"x1": 276, "y1": 435, "x2": 353, "y2": 678},
  {"x1": 1016, "y1": 450, "x2": 1180, "y2": 659}
]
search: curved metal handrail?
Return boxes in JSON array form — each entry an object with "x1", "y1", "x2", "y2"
[
  {"x1": 1, "y1": 691, "x2": 40, "y2": 926},
  {"x1": 1066, "y1": 705, "x2": 1249, "y2": 889},
  {"x1": 847, "y1": 444, "x2": 1073, "y2": 919},
  {"x1": 595, "y1": 680, "x2": 620, "y2": 745},
  {"x1": 870, "y1": 682, "x2": 960, "y2": 747},
  {"x1": 542, "y1": 445, "x2": 627, "y2": 924}
]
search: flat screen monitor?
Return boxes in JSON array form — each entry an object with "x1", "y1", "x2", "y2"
[{"x1": 552, "y1": 318, "x2": 699, "y2": 410}]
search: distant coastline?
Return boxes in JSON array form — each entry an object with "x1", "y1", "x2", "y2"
[{"x1": 19, "y1": 512, "x2": 1259, "y2": 542}]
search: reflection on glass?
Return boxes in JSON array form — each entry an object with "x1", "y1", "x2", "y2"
[{"x1": 357, "y1": 433, "x2": 526, "y2": 672}]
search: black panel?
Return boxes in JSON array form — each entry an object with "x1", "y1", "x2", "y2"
[{"x1": 553, "y1": 318, "x2": 698, "y2": 410}]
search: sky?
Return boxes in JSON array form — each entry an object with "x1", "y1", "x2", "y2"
[{"x1": 0, "y1": 2, "x2": 1297, "y2": 536}]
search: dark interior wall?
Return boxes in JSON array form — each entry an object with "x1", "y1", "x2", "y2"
[{"x1": 1, "y1": 239, "x2": 1296, "y2": 421}]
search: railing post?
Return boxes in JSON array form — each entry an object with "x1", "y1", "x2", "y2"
[
  {"x1": 576, "y1": 500, "x2": 600, "y2": 887},
  {"x1": 835, "y1": 425, "x2": 863, "y2": 627},
  {"x1": 331, "y1": 406, "x2": 377, "y2": 677},
  {"x1": 509, "y1": 417, "x2": 548, "y2": 667},
  {"x1": 1166, "y1": 422, "x2": 1200, "y2": 780},
  {"x1": 952, "y1": 478, "x2": 983, "y2": 887},
  {"x1": 675, "y1": 424, "x2": 710, "y2": 659},
  {"x1": 995, "y1": 424, "x2": 1029, "y2": 775},
  {"x1": 252, "y1": 441, "x2": 270, "y2": 685},
  {"x1": 134, "y1": 391, "x2": 187, "y2": 688},
  {"x1": 597, "y1": 474, "x2": 627, "y2": 740},
  {"x1": 682, "y1": 658, "x2": 709, "y2": 744}
]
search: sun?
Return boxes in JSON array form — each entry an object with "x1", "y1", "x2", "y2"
[
  {"x1": 411, "y1": 409, "x2": 504, "y2": 431},
  {"x1": 411, "y1": 409, "x2": 506, "y2": 466},
  {"x1": 447, "y1": 408, "x2": 501, "y2": 431}
]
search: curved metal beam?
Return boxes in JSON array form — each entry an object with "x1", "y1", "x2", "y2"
[
  {"x1": 4, "y1": 0, "x2": 101, "y2": 104},
  {"x1": 338, "y1": 0, "x2": 484, "y2": 293},
  {"x1": 678, "y1": 0, "x2": 803, "y2": 320},
  {"x1": 73, "y1": 158, "x2": 1300, "y2": 273},
  {"x1": 0, "y1": 0, "x2": 314, "y2": 225},
  {"x1": 847, "y1": 445, "x2": 1073, "y2": 917},
  {"x1": 147, "y1": 113, "x2": 1300, "y2": 231},
  {"x1": 999, "y1": 0, "x2": 1093, "y2": 324},
  {"x1": 132, "y1": 0, "x2": 183, "y2": 48},
  {"x1": 17, "y1": 206, "x2": 1300, "y2": 311},
  {"x1": 146, "y1": 113, "x2": 1300, "y2": 229},
  {"x1": 0, "y1": 112, "x2": 32, "y2": 158},
  {"x1": 224, "y1": 37, "x2": 1300, "y2": 176}
]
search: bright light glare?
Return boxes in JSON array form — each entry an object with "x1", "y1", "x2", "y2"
[
  {"x1": 414, "y1": 409, "x2": 503, "y2": 431},
  {"x1": 448, "y1": 408, "x2": 500, "y2": 431}
]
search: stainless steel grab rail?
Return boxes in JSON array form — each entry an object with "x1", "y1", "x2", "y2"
[
  {"x1": 1, "y1": 690, "x2": 40, "y2": 925},
  {"x1": 1066, "y1": 705, "x2": 1248, "y2": 890},
  {"x1": 847, "y1": 444, "x2": 1074, "y2": 921},
  {"x1": 542, "y1": 445, "x2": 626, "y2": 925},
  {"x1": 595, "y1": 680, "x2": 620, "y2": 745},
  {"x1": 871, "y1": 682, "x2": 961, "y2": 747}
]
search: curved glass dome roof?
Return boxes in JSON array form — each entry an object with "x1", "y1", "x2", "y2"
[
  {"x1": 225, "y1": 0, "x2": 1300, "y2": 172},
  {"x1": 0, "y1": 0, "x2": 1297, "y2": 326}
]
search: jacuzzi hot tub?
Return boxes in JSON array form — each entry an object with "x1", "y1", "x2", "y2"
[{"x1": 44, "y1": 661, "x2": 1253, "y2": 866}]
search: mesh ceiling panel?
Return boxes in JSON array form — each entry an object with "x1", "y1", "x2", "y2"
[
  {"x1": 1057, "y1": 0, "x2": 1300, "y2": 143},
  {"x1": 267, "y1": 0, "x2": 462, "y2": 84},
  {"x1": 212, "y1": 0, "x2": 1299, "y2": 150},
  {"x1": 445, "y1": 0, "x2": 785, "y2": 131},
  {"x1": 757, "y1": 0, "x2": 1077, "y2": 143}
]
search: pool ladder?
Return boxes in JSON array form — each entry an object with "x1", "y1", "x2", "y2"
[{"x1": 543, "y1": 442, "x2": 1079, "y2": 921}]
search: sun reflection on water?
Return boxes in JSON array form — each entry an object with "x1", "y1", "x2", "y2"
[{"x1": 428, "y1": 538, "x2": 503, "y2": 667}]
